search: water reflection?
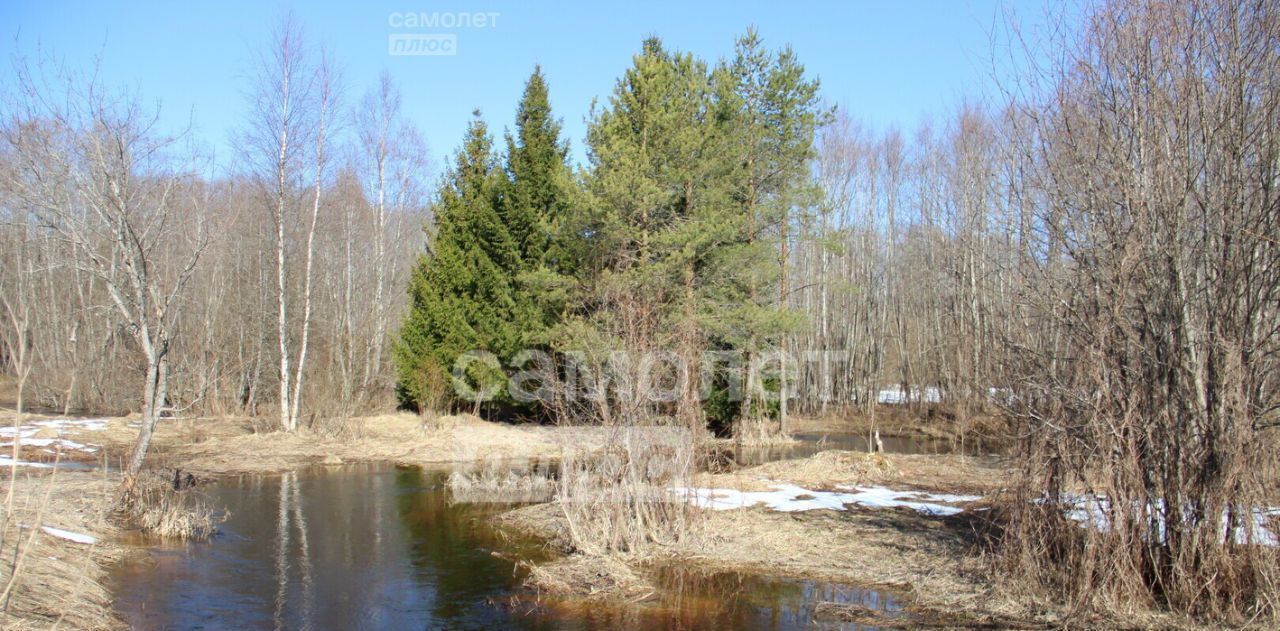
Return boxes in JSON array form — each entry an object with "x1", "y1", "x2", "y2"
[{"x1": 112, "y1": 464, "x2": 906, "y2": 630}]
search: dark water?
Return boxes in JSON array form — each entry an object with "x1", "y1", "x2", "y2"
[{"x1": 111, "y1": 464, "x2": 904, "y2": 630}]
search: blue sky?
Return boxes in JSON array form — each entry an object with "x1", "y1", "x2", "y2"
[{"x1": 1, "y1": 1, "x2": 1059, "y2": 174}]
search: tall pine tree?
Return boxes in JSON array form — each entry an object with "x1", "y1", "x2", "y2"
[
  {"x1": 395, "y1": 111, "x2": 523, "y2": 411},
  {"x1": 715, "y1": 29, "x2": 827, "y2": 433}
]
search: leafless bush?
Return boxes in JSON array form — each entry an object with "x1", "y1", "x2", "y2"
[
  {"x1": 997, "y1": 0, "x2": 1280, "y2": 623},
  {"x1": 554, "y1": 425, "x2": 696, "y2": 555}
]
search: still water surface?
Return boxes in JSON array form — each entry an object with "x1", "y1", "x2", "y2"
[{"x1": 111, "y1": 463, "x2": 906, "y2": 630}]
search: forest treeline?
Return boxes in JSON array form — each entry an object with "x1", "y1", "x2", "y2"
[{"x1": 1, "y1": 0, "x2": 1278, "y2": 620}]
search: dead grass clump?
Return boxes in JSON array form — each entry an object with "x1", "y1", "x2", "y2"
[
  {"x1": 116, "y1": 472, "x2": 221, "y2": 540},
  {"x1": 448, "y1": 466, "x2": 554, "y2": 504},
  {"x1": 556, "y1": 426, "x2": 697, "y2": 555},
  {"x1": 748, "y1": 450, "x2": 896, "y2": 488},
  {"x1": 733, "y1": 415, "x2": 795, "y2": 446},
  {"x1": 525, "y1": 553, "x2": 655, "y2": 603},
  {"x1": 0, "y1": 472, "x2": 121, "y2": 630},
  {"x1": 812, "y1": 601, "x2": 886, "y2": 625},
  {"x1": 704, "y1": 450, "x2": 1010, "y2": 495}
]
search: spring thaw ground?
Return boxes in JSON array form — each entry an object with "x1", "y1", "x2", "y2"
[
  {"x1": 0, "y1": 417, "x2": 108, "y2": 467},
  {"x1": 674, "y1": 483, "x2": 981, "y2": 516}
]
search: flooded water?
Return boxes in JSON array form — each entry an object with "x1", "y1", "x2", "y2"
[{"x1": 111, "y1": 464, "x2": 905, "y2": 630}]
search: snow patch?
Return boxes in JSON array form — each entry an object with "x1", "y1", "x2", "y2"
[
  {"x1": 0, "y1": 419, "x2": 107, "y2": 454},
  {"x1": 674, "y1": 482, "x2": 980, "y2": 516},
  {"x1": 0, "y1": 439, "x2": 98, "y2": 453},
  {"x1": 40, "y1": 526, "x2": 96, "y2": 545},
  {"x1": 0, "y1": 456, "x2": 55, "y2": 469},
  {"x1": 0, "y1": 456, "x2": 90, "y2": 470},
  {"x1": 1054, "y1": 495, "x2": 1279, "y2": 547}
]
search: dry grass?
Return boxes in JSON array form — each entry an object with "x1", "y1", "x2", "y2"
[
  {"x1": 732, "y1": 415, "x2": 795, "y2": 446},
  {"x1": 524, "y1": 553, "x2": 656, "y2": 603},
  {"x1": 503, "y1": 478, "x2": 1219, "y2": 629},
  {"x1": 554, "y1": 427, "x2": 697, "y2": 556},
  {"x1": 701, "y1": 450, "x2": 1011, "y2": 495},
  {"x1": 115, "y1": 412, "x2": 570, "y2": 476},
  {"x1": 0, "y1": 471, "x2": 123, "y2": 630},
  {"x1": 500, "y1": 448, "x2": 1246, "y2": 629},
  {"x1": 792, "y1": 404, "x2": 1009, "y2": 444},
  {"x1": 115, "y1": 473, "x2": 221, "y2": 540},
  {"x1": 447, "y1": 464, "x2": 555, "y2": 504},
  {"x1": 0, "y1": 411, "x2": 616, "y2": 477}
]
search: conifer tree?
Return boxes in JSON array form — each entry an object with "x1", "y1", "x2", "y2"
[
  {"x1": 395, "y1": 111, "x2": 523, "y2": 411},
  {"x1": 501, "y1": 66, "x2": 578, "y2": 337},
  {"x1": 715, "y1": 29, "x2": 826, "y2": 433},
  {"x1": 572, "y1": 38, "x2": 738, "y2": 429}
]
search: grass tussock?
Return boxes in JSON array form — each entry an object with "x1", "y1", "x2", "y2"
[
  {"x1": 116, "y1": 472, "x2": 221, "y2": 540},
  {"x1": 524, "y1": 553, "x2": 656, "y2": 603},
  {"x1": 732, "y1": 415, "x2": 796, "y2": 446}
]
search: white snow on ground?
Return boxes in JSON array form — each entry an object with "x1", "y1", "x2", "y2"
[
  {"x1": 0, "y1": 439, "x2": 98, "y2": 452},
  {"x1": 0, "y1": 418, "x2": 107, "y2": 454},
  {"x1": 40, "y1": 525, "x2": 96, "y2": 545},
  {"x1": 0, "y1": 455, "x2": 90, "y2": 470},
  {"x1": 860, "y1": 386, "x2": 1017, "y2": 405},
  {"x1": 0, "y1": 456, "x2": 55, "y2": 469},
  {"x1": 674, "y1": 482, "x2": 980, "y2": 516},
  {"x1": 1056, "y1": 495, "x2": 1279, "y2": 547}
]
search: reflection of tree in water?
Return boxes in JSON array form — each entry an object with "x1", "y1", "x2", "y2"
[
  {"x1": 273, "y1": 471, "x2": 313, "y2": 630},
  {"x1": 114, "y1": 465, "x2": 898, "y2": 631}
]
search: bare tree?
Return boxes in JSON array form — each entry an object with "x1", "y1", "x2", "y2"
[
  {"x1": 238, "y1": 16, "x2": 328, "y2": 432},
  {"x1": 0, "y1": 58, "x2": 209, "y2": 479},
  {"x1": 999, "y1": 0, "x2": 1280, "y2": 618}
]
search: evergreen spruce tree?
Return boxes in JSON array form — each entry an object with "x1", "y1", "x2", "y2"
[
  {"x1": 395, "y1": 111, "x2": 522, "y2": 411},
  {"x1": 501, "y1": 66, "x2": 578, "y2": 338}
]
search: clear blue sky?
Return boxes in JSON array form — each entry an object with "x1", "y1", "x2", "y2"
[{"x1": 1, "y1": 0, "x2": 1059, "y2": 174}]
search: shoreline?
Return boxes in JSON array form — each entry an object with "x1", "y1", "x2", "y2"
[{"x1": 0, "y1": 410, "x2": 1218, "y2": 630}]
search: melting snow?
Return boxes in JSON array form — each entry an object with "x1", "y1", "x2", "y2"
[
  {"x1": 674, "y1": 482, "x2": 980, "y2": 516},
  {"x1": 0, "y1": 456, "x2": 55, "y2": 469},
  {"x1": 39, "y1": 526, "x2": 96, "y2": 545},
  {"x1": 0, "y1": 439, "x2": 98, "y2": 453},
  {"x1": 0, "y1": 456, "x2": 90, "y2": 470},
  {"x1": 0, "y1": 419, "x2": 107, "y2": 453},
  {"x1": 1055, "y1": 495, "x2": 1279, "y2": 547}
]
